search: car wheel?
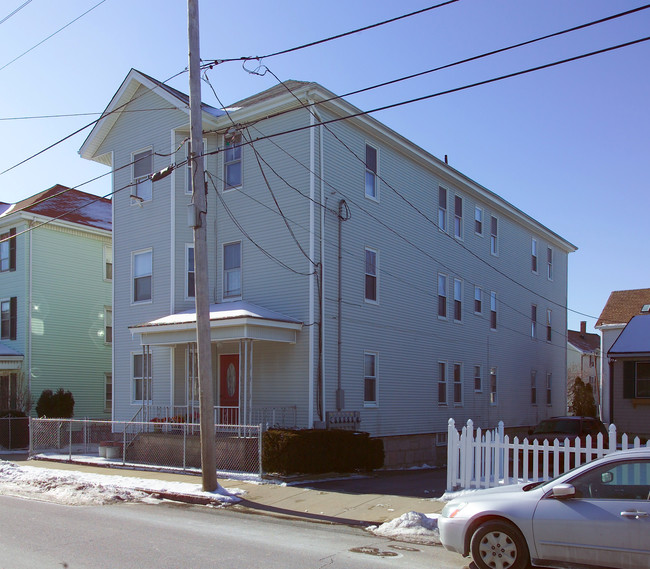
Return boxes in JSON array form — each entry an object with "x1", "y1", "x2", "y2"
[{"x1": 470, "y1": 520, "x2": 530, "y2": 569}]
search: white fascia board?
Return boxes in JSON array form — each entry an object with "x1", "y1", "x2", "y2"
[
  {"x1": 596, "y1": 323, "x2": 625, "y2": 332},
  {"x1": 17, "y1": 212, "x2": 111, "y2": 239},
  {"x1": 130, "y1": 316, "x2": 303, "y2": 336}
]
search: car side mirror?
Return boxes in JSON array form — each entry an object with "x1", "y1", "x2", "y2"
[
  {"x1": 551, "y1": 484, "x2": 576, "y2": 499},
  {"x1": 601, "y1": 472, "x2": 613, "y2": 484}
]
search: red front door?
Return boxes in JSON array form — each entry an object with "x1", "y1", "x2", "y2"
[{"x1": 219, "y1": 354, "x2": 239, "y2": 424}]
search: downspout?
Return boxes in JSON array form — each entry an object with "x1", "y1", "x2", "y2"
[
  {"x1": 336, "y1": 199, "x2": 349, "y2": 410},
  {"x1": 308, "y1": 99, "x2": 316, "y2": 427},
  {"x1": 28, "y1": 220, "x2": 33, "y2": 398}
]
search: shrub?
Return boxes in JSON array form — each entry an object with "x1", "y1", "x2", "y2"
[
  {"x1": 35, "y1": 388, "x2": 75, "y2": 418},
  {"x1": 262, "y1": 429, "x2": 384, "y2": 475}
]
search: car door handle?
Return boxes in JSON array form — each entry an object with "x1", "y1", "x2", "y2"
[{"x1": 621, "y1": 510, "x2": 649, "y2": 519}]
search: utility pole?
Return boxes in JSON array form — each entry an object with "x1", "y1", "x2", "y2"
[{"x1": 188, "y1": 0, "x2": 218, "y2": 492}]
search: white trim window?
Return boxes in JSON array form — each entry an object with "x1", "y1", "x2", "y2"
[
  {"x1": 438, "y1": 274, "x2": 447, "y2": 318},
  {"x1": 132, "y1": 148, "x2": 153, "y2": 202},
  {"x1": 104, "y1": 373, "x2": 112, "y2": 413},
  {"x1": 438, "y1": 361, "x2": 447, "y2": 405},
  {"x1": 132, "y1": 249, "x2": 152, "y2": 303},
  {"x1": 490, "y1": 291, "x2": 497, "y2": 330},
  {"x1": 104, "y1": 307, "x2": 112, "y2": 344},
  {"x1": 474, "y1": 286, "x2": 482, "y2": 314},
  {"x1": 531, "y1": 238, "x2": 538, "y2": 273},
  {"x1": 438, "y1": 187, "x2": 447, "y2": 232},
  {"x1": 547, "y1": 246, "x2": 554, "y2": 280},
  {"x1": 490, "y1": 215, "x2": 498, "y2": 256},
  {"x1": 474, "y1": 206, "x2": 483, "y2": 235},
  {"x1": 546, "y1": 372, "x2": 552, "y2": 405},
  {"x1": 453, "y1": 278, "x2": 462, "y2": 322},
  {"x1": 224, "y1": 134, "x2": 242, "y2": 190},
  {"x1": 454, "y1": 195, "x2": 463, "y2": 239},
  {"x1": 186, "y1": 244, "x2": 195, "y2": 299},
  {"x1": 364, "y1": 248, "x2": 378, "y2": 303},
  {"x1": 364, "y1": 144, "x2": 378, "y2": 200},
  {"x1": 133, "y1": 352, "x2": 152, "y2": 403},
  {"x1": 474, "y1": 365, "x2": 482, "y2": 392},
  {"x1": 531, "y1": 304, "x2": 537, "y2": 338},
  {"x1": 223, "y1": 241, "x2": 242, "y2": 299},
  {"x1": 103, "y1": 244, "x2": 112, "y2": 281},
  {"x1": 531, "y1": 370, "x2": 537, "y2": 405},
  {"x1": 364, "y1": 352, "x2": 378, "y2": 406},
  {"x1": 453, "y1": 363, "x2": 463, "y2": 405},
  {"x1": 546, "y1": 309, "x2": 552, "y2": 342},
  {"x1": 489, "y1": 368, "x2": 497, "y2": 405}
]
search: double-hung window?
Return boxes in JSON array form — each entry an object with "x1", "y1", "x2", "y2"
[
  {"x1": 132, "y1": 250, "x2": 152, "y2": 303},
  {"x1": 224, "y1": 134, "x2": 242, "y2": 189},
  {"x1": 103, "y1": 244, "x2": 112, "y2": 281},
  {"x1": 454, "y1": 196, "x2": 463, "y2": 239},
  {"x1": 453, "y1": 363, "x2": 463, "y2": 405},
  {"x1": 490, "y1": 216, "x2": 498, "y2": 255},
  {"x1": 546, "y1": 372, "x2": 552, "y2": 405},
  {"x1": 364, "y1": 248, "x2": 378, "y2": 302},
  {"x1": 364, "y1": 352, "x2": 378, "y2": 406},
  {"x1": 186, "y1": 245, "x2": 195, "y2": 299},
  {"x1": 223, "y1": 242, "x2": 242, "y2": 299},
  {"x1": 474, "y1": 365, "x2": 482, "y2": 392},
  {"x1": 623, "y1": 362, "x2": 650, "y2": 398},
  {"x1": 0, "y1": 297, "x2": 16, "y2": 340},
  {"x1": 365, "y1": 144, "x2": 378, "y2": 200},
  {"x1": 474, "y1": 286, "x2": 482, "y2": 314},
  {"x1": 104, "y1": 373, "x2": 112, "y2": 413},
  {"x1": 438, "y1": 274, "x2": 447, "y2": 318},
  {"x1": 490, "y1": 368, "x2": 497, "y2": 405},
  {"x1": 133, "y1": 352, "x2": 152, "y2": 402},
  {"x1": 531, "y1": 304, "x2": 537, "y2": 338},
  {"x1": 438, "y1": 187, "x2": 447, "y2": 232},
  {"x1": 104, "y1": 307, "x2": 112, "y2": 344},
  {"x1": 531, "y1": 370, "x2": 537, "y2": 405},
  {"x1": 438, "y1": 362, "x2": 447, "y2": 405},
  {"x1": 547, "y1": 247, "x2": 554, "y2": 280},
  {"x1": 0, "y1": 229, "x2": 16, "y2": 272},
  {"x1": 453, "y1": 278, "x2": 462, "y2": 322},
  {"x1": 531, "y1": 239, "x2": 538, "y2": 273},
  {"x1": 546, "y1": 309, "x2": 552, "y2": 342},
  {"x1": 474, "y1": 207, "x2": 483, "y2": 235},
  {"x1": 490, "y1": 291, "x2": 497, "y2": 330},
  {"x1": 132, "y1": 149, "x2": 153, "y2": 202}
]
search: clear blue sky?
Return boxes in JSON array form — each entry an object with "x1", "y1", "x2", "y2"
[{"x1": 1, "y1": 0, "x2": 648, "y2": 333}]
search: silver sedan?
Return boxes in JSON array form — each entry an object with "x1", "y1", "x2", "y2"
[{"x1": 439, "y1": 447, "x2": 650, "y2": 569}]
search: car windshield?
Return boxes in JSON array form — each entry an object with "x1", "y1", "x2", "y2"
[{"x1": 533, "y1": 419, "x2": 580, "y2": 434}]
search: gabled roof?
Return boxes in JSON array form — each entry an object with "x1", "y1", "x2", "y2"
[
  {"x1": 0, "y1": 185, "x2": 111, "y2": 232},
  {"x1": 608, "y1": 314, "x2": 650, "y2": 357},
  {"x1": 596, "y1": 288, "x2": 650, "y2": 328},
  {"x1": 228, "y1": 80, "x2": 312, "y2": 109},
  {"x1": 567, "y1": 329, "x2": 600, "y2": 353}
]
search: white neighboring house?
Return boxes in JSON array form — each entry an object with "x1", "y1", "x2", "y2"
[
  {"x1": 79, "y1": 69, "x2": 576, "y2": 467},
  {"x1": 596, "y1": 288, "x2": 650, "y2": 425},
  {"x1": 567, "y1": 321, "x2": 601, "y2": 412}
]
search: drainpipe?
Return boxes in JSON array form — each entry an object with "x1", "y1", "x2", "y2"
[
  {"x1": 336, "y1": 199, "x2": 349, "y2": 410},
  {"x1": 308, "y1": 99, "x2": 316, "y2": 427},
  {"x1": 28, "y1": 220, "x2": 33, "y2": 397}
]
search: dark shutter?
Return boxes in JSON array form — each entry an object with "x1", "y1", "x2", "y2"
[
  {"x1": 9, "y1": 297, "x2": 17, "y2": 340},
  {"x1": 623, "y1": 361, "x2": 635, "y2": 399},
  {"x1": 9, "y1": 228, "x2": 16, "y2": 271}
]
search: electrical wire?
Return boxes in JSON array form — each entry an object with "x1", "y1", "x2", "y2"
[
  {"x1": 0, "y1": 0, "x2": 109, "y2": 73},
  {"x1": 0, "y1": 107, "x2": 178, "y2": 122},
  {"x1": 201, "y1": 0, "x2": 459, "y2": 67},
  {"x1": 0, "y1": 0, "x2": 33, "y2": 26}
]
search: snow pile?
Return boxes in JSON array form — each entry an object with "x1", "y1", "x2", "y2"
[
  {"x1": 367, "y1": 511, "x2": 441, "y2": 545},
  {"x1": 0, "y1": 460, "x2": 243, "y2": 506}
]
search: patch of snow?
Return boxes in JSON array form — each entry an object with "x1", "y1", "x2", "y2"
[
  {"x1": 367, "y1": 511, "x2": 441, "y2": 545},
  {"x1": 0, "y1": 460, "x2": 243, "y2": 506}
]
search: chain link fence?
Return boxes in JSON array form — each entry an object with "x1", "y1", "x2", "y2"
[{"x1": 29, "y1": 418, "x2": 262, "y2": 477}]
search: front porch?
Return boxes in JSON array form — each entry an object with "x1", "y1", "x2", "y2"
[{"x1": 128, "y1": 301, "x2": 304, "y2": 429}]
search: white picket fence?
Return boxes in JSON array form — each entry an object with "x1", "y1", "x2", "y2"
[{"x1": 446, "y1": 418, "x2": 650, "y2": 491}]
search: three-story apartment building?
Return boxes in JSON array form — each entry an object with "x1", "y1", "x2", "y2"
[{"x1": 80, "y1": 69, "x2": 575, "y2": 465}]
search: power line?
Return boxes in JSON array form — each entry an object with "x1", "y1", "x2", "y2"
[
  {"x1": 201, "y1": 0, "x2": 459, "y2": 67},
  {"x1": 0, "y1": 107, "x2": 178, "y2": 122},
  {"x1": 0, "y1": 0, "x2": 109, "y2": 73},
  {"x1": 0, "y1": 0, "x2": 33, "y2": 26}
]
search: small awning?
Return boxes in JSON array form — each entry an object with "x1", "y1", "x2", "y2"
[
  {"x1": 0, "y1": 343, "x2": 24, "y2": 371},
  {"x1": 608, "y1": 314, "x2": 650, "y2": 359},
  {"x1": 129, "y1": 300, "x2": 303, "y2": 346}
]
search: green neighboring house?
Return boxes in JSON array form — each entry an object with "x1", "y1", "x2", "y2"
[{"x1": 0, "y1": 185, "x2": 112, "y2": 418}]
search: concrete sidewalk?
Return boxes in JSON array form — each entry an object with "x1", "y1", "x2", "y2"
[{"x1": 4, "y1": 454, "x2": 446, "y2": 526}]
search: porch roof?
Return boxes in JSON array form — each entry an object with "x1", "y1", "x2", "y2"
[
  {"x1": 129, "y1": 301, "x2": 303, "y2": 346},
  {"x1": 0, "y1": 343, "x2": 24, "y2": 371}
]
